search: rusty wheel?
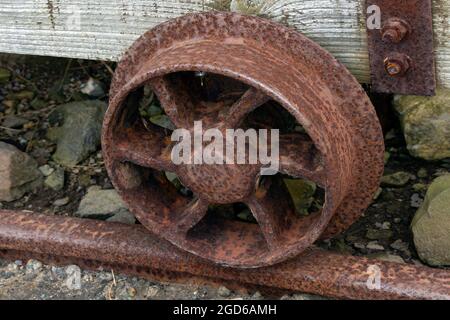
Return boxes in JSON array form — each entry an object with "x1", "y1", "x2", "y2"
[{"x1": 102, "y1": 12, "x2": 384, "y2": 268}]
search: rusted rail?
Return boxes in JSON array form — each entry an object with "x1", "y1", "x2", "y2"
[{"x1": 0, "y1": 210, "x2": 449, "y2": 300}]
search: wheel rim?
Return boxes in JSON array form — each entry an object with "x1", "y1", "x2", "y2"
[{"x1": 102, "y1": 12, "x2": 384, "y2": 268}]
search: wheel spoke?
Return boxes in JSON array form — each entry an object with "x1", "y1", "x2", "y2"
[
  {"x1": 221, "y1": 87, "x2": 270, "y2": 128},
  {"x1": 246, "y1": 177, "x2": 295, "y2": 250},
  {"x1": 113, "y1": 121, "x2": 175, "y2": 172},
  {"x1": 147, "y1": 75, "x2": 196, "y2": 128},
  {"x1": 279, "y1": 133, "x2": 326, "y2": 187},
  {"x1": 171, "y1": 197, "x2": 210, "y2": 234}
]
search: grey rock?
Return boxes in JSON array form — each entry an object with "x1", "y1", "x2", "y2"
[
  {"x1": 48, "y1": 100, "x2": 107, "y2": 167},
  {"x1": 0, "y1": 142, "x2": 43, "y2": 202},
  {"x1": 44, "y1": 167, "x2": 65, "y2": 191},
  {"x1": 77, "y1": 188, "x2": 132, "y2": 220},
  {"x1": 39, "y1": 165, "x2": 55, "y2": 177},
  {"x1": 393, "y1": 89, "x2": 450, "y2": 160},
  {"x1": 106, "y1": 209, "x2": 136, "y2": 225},
  {"x1": 26, "y1": 259, "x2": 43, "y2": 273},
  {"x1": 417, "y1": 168, "x2": 428, "y2": 179},
  {"x1": 149, "y1": 114, "x2": 176, "y2": 130},
  {"x1": 217, "y1": 286, "x2": 232, "y2": 297},
  {"x1": 284, "y1": 178, "x2": 316, "y2": 215},
  {"x1": 368, "y1": 252, "x2": 405, "y2": 264},
  {"x1": 411, "y1": 174, "x2": 450, "y2": 266},
  {"x1": 366, "y1": 241, "x2": 384, "y2": 251},
  {"x1": 390, "y1": 239, "x2": 410, "y2": 254},
  {"x1": 1, "y1": 115, "x2": 28, "y2": 128},
  {"x1": 366, "y1": 228, "x2": 393, "y2": 240},
  {"x1": 80, "y1": 78, "x2": 105, "y2": 97},
  {"x1": 410, "y1": 193, "x2": 423, "y2": 208},
  {"x1": 380, "y1": 171, "x2": 411, "y2": 187},
  {"x1": 53, "y1": 197, "x2": 70, "y2": 207}
]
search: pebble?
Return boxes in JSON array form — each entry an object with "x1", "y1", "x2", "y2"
[
  {"x1": 44, "y1": 167, "x2": 65, "y2": 191},
  {"x1": 412, "y1": 183, "x2": 428, "y2": 192},
  {"x1": 375, "y1": 221, "x2": 391, "y2": 230},
  {"x1": 366, "y1": 241, "x2": 384, "y2": 251},
  {"x1": 410, "y1": 193, "x2": 423, "y2": 208},
  {"x1": 217, "y1": 286, "x2": 232, "y2": 297},
  {"x1": 26, "y1": 259, "x2": 43, "y2": 272},
  {"x1": 366, "y1": 228, "x2": 392, "y2": 240},
  {"x1": 39, "y1": 165, "x2": 55, "y2": 177},
  {"x1": 417, "y1": 168, "x2": 428, "y2": 179},
  {"x1": 353, "y1": 242, "x2": 366, "y2": 249},
  {"x1": 380, "y1": 172, "x2": 411, "y2": 187},
  {"x1": 372, "y1": 188, "x2": 382, "y2": 200},
  {"x1": 146, "y1": 285, "x2": 161, "y2": 298},
  {"x1": 390, "y1": 239, "x2": 410, "y2": 254},
  {"x1": 120, "y1": 286, "x2": 135, "y2": 299},
  {"x1": 53, "y1": 197, "x2": 70, "y2": 207}
]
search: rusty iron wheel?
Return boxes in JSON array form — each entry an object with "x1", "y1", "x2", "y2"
[{"x1": 102, "y1": 12, "x2": 385, "y2": 268}]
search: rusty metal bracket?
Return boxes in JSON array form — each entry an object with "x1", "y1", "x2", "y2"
[{"x1": 366, "y1": 0, "x2": 436, "y2": 95}]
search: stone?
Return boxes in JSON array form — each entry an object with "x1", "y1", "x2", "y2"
[
  {"x1": 237, "y1": 209, "x2": 256, "y2": 222},
  {"x1": 283, "y1": 178, "x2": 316, "y2": 215},
  {"x1": 77, "y1": 188, "x2": 132, "y2": 220},
  {"x1": 48, "y1": 100, "x2": 107, "y2": 167},
  {"x1": 410, "y1": 193, "x2": 423, "y2": 208},
  {"x1": 53, "y1": 197, "x2": 70, "y2": 207},
  {"x1": 30, "y1": 98, "x2": 47, "y2": 110},
  {"x1": 368, "y1": 252, "x2": 405, "y2": 264},
  {"x1": 1, "y1": 115, "x2": 28, "y2": 128},
  {"x1": 412, "y1": 183, "x2": 428, "y2": 192},
  {"x1": 390, "y1": 239, "x2": 410, "y2": 254},
  {"x1": 417, "y1": 168, "x2": 428, "y2": 179},
  {"x1": 393, "y1": 89, "x2": 450, "y2": 160},
  {"x1": 366, "y1": 228, "x2": 393, "y2": 240},
  {"x1": 106, "y1": 209, "x2": 136, "y2": 225},
  {"x1": 12, "y1": 90, "x2": 35, "y2": 101},
  {"x1": 0, "y1": 68, "x2": 11, "y2": 83},
  {"x1": 384, "y1": 151, "x2": 390, "y2": 164},
  {"x1": 146, "y1": 285, "x2": 160, "y2": 298},
  {"x1": 411, "y1": 174, "x2": 450, "y2": 266},
  {"x1": 217, "y1": 286, "x2": 232, "y2": 297},
  {"x1": 0, "y1": 142, "x2": 43, "y2": 202},
  {"x1": 80, "y1": 77, "x2": 105, "y2": 98},
  {"x1": 149, "y1": 114, "x2": 176, "y2": 130},
  {"x1": 372, "y1": 187, "x2": 382, "y2": 200},
  {"x1": 366, "y1": 241, "x2": 384, "y2": 251},
  {"x1": 380, "y1": 171, "x2": 411, "y2": 187},
  {"x1": 39, "y1": 165, "x2": 55, "y2": 176},
  {"x1": 44, "y1": 167, "x2": 65, "y2": 191},
  {"x1": 26, "y1": 259, "x2": 43, "y2": 273}
]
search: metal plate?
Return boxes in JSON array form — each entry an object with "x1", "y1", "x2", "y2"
[{"x1": 366, "y1": 0, "x2": 436, "y2": 95}]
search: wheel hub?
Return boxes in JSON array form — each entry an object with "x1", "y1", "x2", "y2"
[{"x1": 178, "y1": 163, "x2": 260, "y2": 204}]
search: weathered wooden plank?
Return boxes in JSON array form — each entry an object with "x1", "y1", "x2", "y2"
[{"x1": 0, "y1": 0, "x2": 449, "y2": 87}]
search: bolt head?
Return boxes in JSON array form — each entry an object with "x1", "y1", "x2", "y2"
[
  {"x1": 384, "y1": 53, "x2": 412, "y2": 77},
  {"x1": 381, "y1": 18, "x2": 411, "y2": 43}
]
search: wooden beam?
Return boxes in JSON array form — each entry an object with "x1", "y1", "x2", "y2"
[{"x1": 0, "y1": 0, "x2": 449, "y2": 87}]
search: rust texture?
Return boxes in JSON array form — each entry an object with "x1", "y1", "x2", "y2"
[
  {"x1": 366, "y1": 0, "x2": 436, "y2": 95},
  {"x1": 0, "y1": 210, "x2": 449, "y2": 300},
  {"x1": 102, "y1": 12, "x2": 385, "y2": 268}
]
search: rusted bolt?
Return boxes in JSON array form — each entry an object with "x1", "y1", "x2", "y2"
[
  {"x1": 381, "y1": 18, "x2": 411, "y2": 43},
  {"x1": 384, "y1": 53, "x2": 411, "y2": 77}
]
